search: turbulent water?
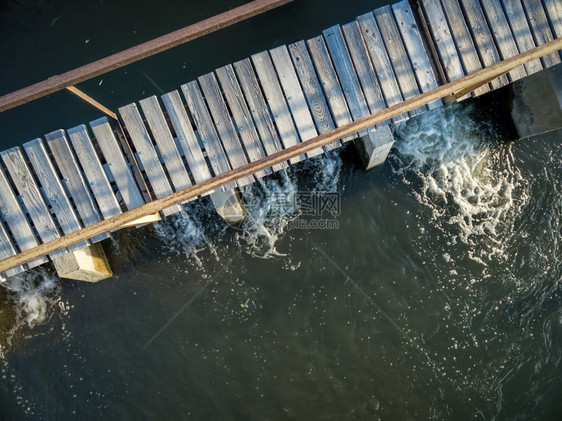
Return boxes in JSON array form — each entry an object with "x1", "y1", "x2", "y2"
[{"x1": 0, "y1": 102, "x2": 561, "y2": 420}]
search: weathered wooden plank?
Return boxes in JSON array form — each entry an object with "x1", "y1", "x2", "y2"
[
  {"x1": 392, "y1": 0, "x2": 442, "y2": 109},
  {"x1": 373, "y1": 7, "x2": 429, "y2": 114},
  {"x1": 437, "y1": 0, "x2": 489, "y2": 96},
  {"x1": 198, "y1": 72, "x2": 254, "y2": 186},
  {"x1": 481, "y1": 0, "x2": 528, "y2": 81},
  {"x1": 252, "y1": 51, "x2": 305, "y2": 163},
  {"x1": 181, "y1": 81, "x2": 237, "y2": 189},
  {"x1": 521, "y1": 0, "x2": 561, "y2": 67},
  {"x1": 0, "y1": 220, "x2": 23, "y2": 278},
  {"x1": 161, "y1": 91, "x2": 213, "y2": 184},
  {"x1": 1, "y1": 148, "x2": 64, "y2": 258},
  {"x1": 270, "y1": 45, "x2": 323, "y2": 157},
  {"x1": 543, "y1": 0, "x2": 562, "y2": 42},
  {"x1": 119, "y1": 103, "x2": 181, "y2": 216},
  {"x1": 352, "y1": 14, "x2": 411, "y2": 121},
  {"x1": 323, "y1": 25, "x2": 373, "y2": 134},
  {"x1": 67, "y1": 125, "x2": 122, "y2": 221},
  {"x1": 420, "y1": 0, "x2": 465, "y2": 83},
  {"x1": 0, "y1": 167, "x2": 47, "y2": 268},
  {"x1": 89, "y1": 117, "x2": 146, "y2": 210},
  {"x1": 502, "y1": 0, "x2": 543, "y2": 74},
  {"x1": 306, "y1": 36, "x2": 354, "y2": 142},
  {"x1": 458, "y1": 0, "x2": 509, "y2": 89},
  {"x1": 45, "y1": 130, "x2": 109, "y2": 242},
  {"x1": 288, "y1": 41, "x2": 341, "y2": 151},
  {"x1": 23, "y1": 138, "x2": 88, "y2": 251},
  {"x1": 215, "y1": 64, "x2": 271, "y2": 175},
  {"x1": 340, "y1": 22, "x2": 388, "y2": 118},
  {"x1": 139, "y1": 96, "x2": 192, "y2": 191},
  {"x1": 233, "y1": 58, "x2": 288, "y2": 171}
]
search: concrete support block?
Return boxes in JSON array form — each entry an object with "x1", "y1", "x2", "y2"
[
  {"x1": 354, "y1": 125, "x2": 395, "y2": 170},
  {"x1": 52, "y1": 243, "x2": 112, "y2": 283},
  {"x1": 510, "y1": 63, "x2": 562, "y2": 138},
  {"x1": 548, "y1": 64, "x2": 562, "y2": 110},
  {"x1": 210, "y1": 188, "x2": 247, "y2": 225}
]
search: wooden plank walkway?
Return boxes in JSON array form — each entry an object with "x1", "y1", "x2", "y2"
[
  {"x1": 307, "y1": 36, "x2": 353, "y2": 143},
  {"x1": 89, "y1": 117, "x2": 146, "y2": 210},
  {"x1": 544, "y1": 0, "x2": 562, "y2": 49},
  {"x1": 44, "y1": 130, "x2": 110, "y2": 243},
  {"x1": 139, "y1": 96, "x2": 193, "y2": 192},
  {"x1": 233, "y1": 58, "x2": 288, "y2": 171},
  {"x1": 215, "y1": 64, "x2": 271, "y2": 176},
  {"x1": 502, "y1": 0, "x2": 543, "y2": 74},
  {"x1": 438, "y1": 0, "x2": 489, "y2": 96},
  {"x1": 67, "y1": 125, "x2": 122, "y2": 219},
  {"x1": 1, "y1": 148, "x2": 65, "y2": 259},
  {"x1": 198, "y1": 72, "x2": 255, "y2": 185},
  {"x1": 420, "y1": 0, "x2": 466, "y2": 84},
  {"x1": 270, "y1": 46, "x2": 323, "y2": 157},
  {"x1": 0, "y1": 166, "x2": 48, "y2": 271},
  {"x1": 0, "y1": 0, "x2": 561, "y2": 279},
  {"x1": 23, "y1": 138, "x2": 88, "y2": 251},
  {"x1": 459, "y1": 0, "x2": 509, "y2": 89},
  {"x1": 252, "y1": 50, "x2": 306, "y2": 163},
  {"x1": 181, "y1": 81, "x2": 237, "y2": 190},
  {"x1": 480, "y1": 0, "x2": 528, "y2": 81},
  {"x1": 374, "y1": 5, "x2": 428, "y2": 115},
  {"x1": 0, "y1": 221, "x2": 21, "y2": 279},
  {"x1": 119, "y1": 103, "x2": 183, "y2": 216},
  {"x1": 340, "y1": 21, "x2": 387, "y2": 118},
  {"x1": 288, "y1": 41, "x2": 339, "y2": 151},
  {"x1": 521, "y1": 0, "x2": 561, "y2": 67},
  {"x1": 1, "y1": 37, "x2": 561, "y2": 275},
  {"x1": 392, "y1": 0, "x2": 441, "y2": 108},
  {"x1": 324, "y1": 24, "x2": 374, "y2": 131}
]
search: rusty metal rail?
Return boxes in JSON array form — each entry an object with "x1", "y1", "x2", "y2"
[{"x1": 0, "y1": 0, "x2": 293, "y2": 112}]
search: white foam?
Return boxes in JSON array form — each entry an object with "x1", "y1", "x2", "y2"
[
  {"x1": 153, "y1": 207, "x2": 210, "y2": 265},
  {"x1": 0, "y1": 268, "x2": 64, "y2": 359},
  {"x1": 392, "y1": 103, "x2": 529, "y2": 263},
  {"x1": 3, "y1": 269, "x2": 61, "y2": 328},
  {"x1": 236, "y1": 170, "x2": 300, "y2": 258},
  {"x1": 231, "y1": 152, "x2": 343, "y2": 258}
]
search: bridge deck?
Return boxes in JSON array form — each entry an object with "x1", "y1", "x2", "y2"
[{"x1": 0, "y1": 0, "x2": 560, "y2": 280}]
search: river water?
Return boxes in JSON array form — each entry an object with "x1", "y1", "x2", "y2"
[{"x1": 1, "y1": 1, "x2": 561, "y2": 420}]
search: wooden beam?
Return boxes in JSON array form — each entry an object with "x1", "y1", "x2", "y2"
[
  {"x1": 445, "y1": 74, "x2": 507, "y2": 103},
  {"x1": 118, "y1": 213, "x2": 162, "y2": 228},
  {"x1": 0, "y1": 37, "x2": 560, "y2": 273},
  {"x1": 66, "y1": 86, "x2": 118, "y2": 120},
  {"x1": 0, "y1": 0, "x2": 293, "y2": 112}
]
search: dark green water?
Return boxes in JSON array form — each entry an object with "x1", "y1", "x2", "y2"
[
  {"x1": 0, "y1": 0, "x2": 381, "y2": 147},
  {"x1": 1, "y1": 1, "x2": 562, "y2": 420}
]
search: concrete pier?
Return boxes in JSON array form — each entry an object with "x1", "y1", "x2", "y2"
[
  {"x1": 510, "y1": 63, "x2": 562, "y2": 139},
  {"x1": 354, "y1": 126, "x2": 395, "y2": 170},
  {"x1": 52, "y1": 243, "x2": 112, "y2": 283},
  {"x1": 210, "y1": 189, "x2": 247, "y2": 225}
]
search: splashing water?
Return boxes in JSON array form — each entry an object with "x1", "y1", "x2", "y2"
[
  {"x1": 302, "y1": 150, "x2": 343, "y2": 193},
  {"x1": 236, "y1": 152, "x2": 343, "y2": 258},
  {"x1": 391, "y1": 103, "x2": 529, "y2": 263},
  {"x1": 236, "y1": 170, "x2": 299, "y2": 258},
  {"x1": 3, "y1": 269, "x2": 60, "y2": 328},
  {"x1": 153, "y1": 206, "x2": 211, "y2": 265},
  {"x1": 0, "y1": 269, "x2": 62, "y2": 358}
]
